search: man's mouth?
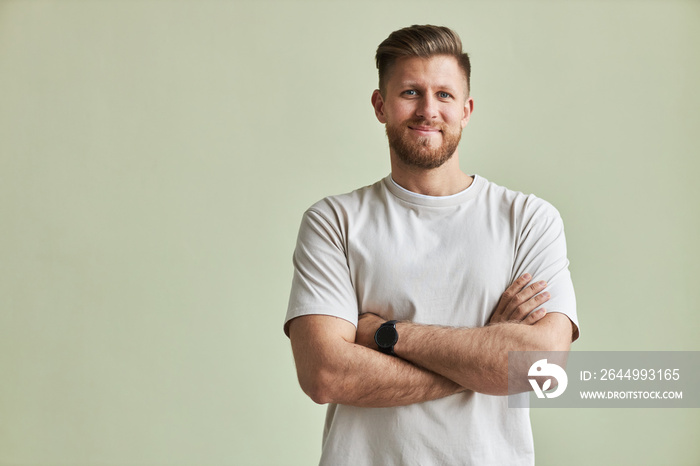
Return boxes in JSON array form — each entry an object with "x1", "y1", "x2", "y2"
[{"x1": 408, "y1": 125, "x2": 442, "y2": 135}]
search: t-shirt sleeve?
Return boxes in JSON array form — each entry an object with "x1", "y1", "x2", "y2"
[
  {"x1": 283, "y1": 206, "x2": 359, "y2": 337},
  {"x1": 511, "y1": 199, "x2": 580, "y2": 341}
]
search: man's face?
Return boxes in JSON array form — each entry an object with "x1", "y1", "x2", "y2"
[{"x1": 372, "y1": 55, "x2": 473, "y2": 170}]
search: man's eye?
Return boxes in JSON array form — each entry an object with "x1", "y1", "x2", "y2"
[
  {"x1": 438, "y1": 92, "x2": 451, "y2": 99},
  {"x1": 404, "y1": 90, "x2": 417, "y2": 96}
]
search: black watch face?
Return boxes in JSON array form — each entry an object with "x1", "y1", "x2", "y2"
[{"x1": 376, "y1": 325, "x2": 398, "y2": 347}]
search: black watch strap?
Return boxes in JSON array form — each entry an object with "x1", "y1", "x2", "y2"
[{"x1": 374, "y1": 320, "x2": 399, "y2": 356}]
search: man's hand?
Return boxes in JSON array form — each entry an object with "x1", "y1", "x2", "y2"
[
  {"x1": 355, "y1": 312, "x2": 386, "y2": 349},
  {"x1": 489, "y1": 273, "x2": 550, "y2": 325}
]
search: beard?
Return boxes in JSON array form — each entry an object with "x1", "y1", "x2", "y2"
[{"x1": 386, "y1": 119, "x2": 462, "y2": 170}]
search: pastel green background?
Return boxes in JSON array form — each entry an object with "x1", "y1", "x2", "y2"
[{"x1": 1, "y1": 1, "x2": 698, "y2": 465}]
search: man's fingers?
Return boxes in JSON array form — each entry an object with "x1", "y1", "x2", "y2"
[
  {"x1": 522, "y1": 308, "x2": 547, "y2": 325},
  {"x1": 505, "y1": 280, "x2": 547, "y2": 318},
  {"x1": 503, "y1": 273, "x2": 532, "y2": 299},
  {"x1": 506, "y1": 290, "x2": 551, "y2": 321},
  {"x1": 492, "y1": 273, "x2": 532, "y2": 319},
  {"x1": 490, "y1": 274, "x2": 551, "y2": 325},
  {"x1": 513, "y1": 280, "x2": 547, "y2": 306}
]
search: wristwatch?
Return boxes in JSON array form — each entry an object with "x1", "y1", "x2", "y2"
[{"x1": 374, "y1": 320, "x2": 399, "y2": 355}]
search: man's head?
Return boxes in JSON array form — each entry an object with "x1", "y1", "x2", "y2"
[
  {"x1": 372, "y1": 25, "x2": 474, "y2": 171},
  {"x1": 376, "y1": 25, "x2": 471, "y2": 98}
]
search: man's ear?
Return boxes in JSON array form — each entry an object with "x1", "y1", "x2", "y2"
[
  {"x1": 371, "y1": 89, "x2": 387, "y2": 124},
  {"x1": 461, "y1": 96, "x2": 475, "y2": 129}
]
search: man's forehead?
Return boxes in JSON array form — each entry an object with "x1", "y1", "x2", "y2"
[{"x1": 386, "y1": 56, "x2": 469, "y2": 93}]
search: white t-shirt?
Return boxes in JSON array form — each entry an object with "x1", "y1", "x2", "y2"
[{"x1": 285, "y1": 174, "x2": 579, "y2": 466}]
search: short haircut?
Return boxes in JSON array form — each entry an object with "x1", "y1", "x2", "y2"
[{"x1": 375, "y1": 24, "x2": 471, "y2": 96}]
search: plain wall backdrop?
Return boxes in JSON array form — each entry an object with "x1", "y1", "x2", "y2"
[{"x1": 1, "y1": 0, "x2": 699, "y2": 464}]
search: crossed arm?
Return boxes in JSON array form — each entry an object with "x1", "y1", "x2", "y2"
[{"x1": 288, "y1": 274, "x2": 575, "y2": 407}]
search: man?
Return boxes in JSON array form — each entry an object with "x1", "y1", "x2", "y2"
[{"x1": 284, "y1": 25, "x2": 579, "y2": 465}]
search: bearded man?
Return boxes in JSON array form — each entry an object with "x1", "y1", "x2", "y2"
[{"x1": 284, "y1": 24, "x2": 579, "y2": 466}]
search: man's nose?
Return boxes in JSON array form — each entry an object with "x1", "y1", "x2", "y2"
[{"x1": 415, "y1": 95, "x2": 438, "y2": 119}]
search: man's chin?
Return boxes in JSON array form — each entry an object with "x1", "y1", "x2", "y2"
[{"x1": 394, "y1": 149, "x2": 454, "y2": 170}]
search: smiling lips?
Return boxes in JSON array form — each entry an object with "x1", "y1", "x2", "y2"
[{"x1": 408, "y1": 124, "x2": 442, "y2": 136}]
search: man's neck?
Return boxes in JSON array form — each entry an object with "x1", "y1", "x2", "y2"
[{"x1": 390, "y1": 152, "x2": 473, "y2": 197}]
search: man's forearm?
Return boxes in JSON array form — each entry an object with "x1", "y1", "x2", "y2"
[
  {"x1": 393, "y1": 314, "x2": 572, "y2": 396},
  {"x1": 308, "y1": 342, "x2": 465, "y2": 407},
  {"x1": 289, "y1": 315, "x2": 465, "y2": 408}
]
